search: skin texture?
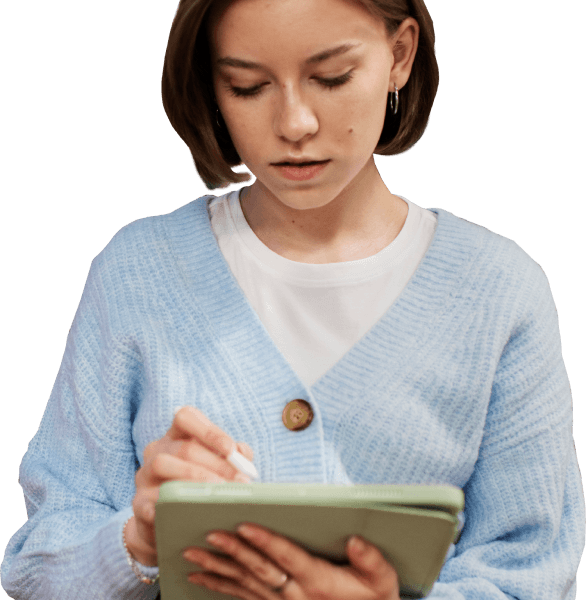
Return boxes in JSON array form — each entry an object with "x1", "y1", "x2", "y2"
[{"x1": 207, "y1": 0, "x2": 419, "y2": 264}]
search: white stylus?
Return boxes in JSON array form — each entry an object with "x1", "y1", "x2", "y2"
[{"x1": 227, "y1": 446, "x2": 259, "y2": 480}]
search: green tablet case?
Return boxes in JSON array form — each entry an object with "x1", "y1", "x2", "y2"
[{"x1": 155, "y1": 482, "x2": 464, "y2": 599}]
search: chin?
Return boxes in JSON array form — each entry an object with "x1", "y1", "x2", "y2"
[{"x1": 277, "y1": 190, "x2": 339, "y2": 211}]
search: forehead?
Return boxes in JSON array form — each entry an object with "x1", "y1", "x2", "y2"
[{"x1": 206, "y1": 0, "x2": 388, "y2": 59}]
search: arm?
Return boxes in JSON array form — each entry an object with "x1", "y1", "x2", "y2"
[
  {"x1": 1, "y1": 252, "x2": 160, "y2": 599},
  {"x1": 428, "y1": 263, "x2": 585, "y2": 599}
]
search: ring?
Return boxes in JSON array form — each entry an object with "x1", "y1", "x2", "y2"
[{"x1": 272, "y1": 572, "x2": 290, "y2": 593}]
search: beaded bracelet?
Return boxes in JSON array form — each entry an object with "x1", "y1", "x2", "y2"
[{"x1": 123, "y1": 516, "x2": 160, "y2": 585}]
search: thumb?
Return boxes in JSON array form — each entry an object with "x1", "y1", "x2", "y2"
[{"x1": 347, "y1": 536, "x2": 400, "y2": 595}]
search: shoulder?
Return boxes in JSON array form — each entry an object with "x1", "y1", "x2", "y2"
[
  {"x1": 430, "y1": 206, "x2": 549, "y2": 293},
  {"x1": 89, "y1": 196, "x2": 213, "y2": 276}
]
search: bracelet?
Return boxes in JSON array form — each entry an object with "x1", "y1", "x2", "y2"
[{"x1": 123, "y1": 516, "x2": 160, "y2": 585}]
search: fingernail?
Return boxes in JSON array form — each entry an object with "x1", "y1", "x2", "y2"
[
  {"x1": 234, "y1": 473, "x2": 252, "y2": 483},
  {"x1": 350, "y1": 536, "x2": 366, "y2": 554},
  {"x1": 206, "y1": 533, "x2": 223, "y2": 545},
  {"x1": 183, "y1": 549, "x2": 199, "y2": 562},
  {"x1": 237, "y1": 524, "x2": 257, "y2": 540}
]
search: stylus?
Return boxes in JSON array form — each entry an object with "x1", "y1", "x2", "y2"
[{"x1": 227, "y1": 446, "x2": 259, "y2": 480}]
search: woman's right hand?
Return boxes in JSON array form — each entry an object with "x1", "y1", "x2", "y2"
[{"x1": 125, "y1": 406, "x2": 255, "y2": 567}]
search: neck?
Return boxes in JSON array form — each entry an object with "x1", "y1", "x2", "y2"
[{"x1": 239, "y1": 158, "x2": 408, "y2": 263}]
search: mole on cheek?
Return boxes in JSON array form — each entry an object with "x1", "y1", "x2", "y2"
[{"x1": 348, "y1": 128, "x2": 353, "y2": 133}]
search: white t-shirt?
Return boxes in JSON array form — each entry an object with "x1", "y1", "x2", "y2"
[{"x1": 209, "y1": 189, "x2": 437, "y2": 388}]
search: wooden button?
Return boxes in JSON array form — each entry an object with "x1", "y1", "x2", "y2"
[{"x1": 282, "y1": 399, "x2": 314, "y2": 431}]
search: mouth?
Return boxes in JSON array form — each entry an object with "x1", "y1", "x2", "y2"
[
  {"x1": 271, "y1": 160, "x2": 331, "y2": 181},
  {"x1": 273, "y1": 160, "x2": 329, "y2": 167}
]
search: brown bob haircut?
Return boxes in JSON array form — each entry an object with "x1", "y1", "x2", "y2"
[{"x1": 162, "y1": 0, "x2": 439, "y2": 190}]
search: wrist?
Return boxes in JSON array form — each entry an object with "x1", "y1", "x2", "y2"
[{"x1": 124, "y1": 516, "x2": 158, "y2": 568}]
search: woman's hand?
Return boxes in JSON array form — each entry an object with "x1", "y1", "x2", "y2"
[
  {"x1": 126, "y1": 406, "x2": 254, "y2": 566},
  {"x1": 183, "y1": 523, "x2": 401, "y2": 600}
]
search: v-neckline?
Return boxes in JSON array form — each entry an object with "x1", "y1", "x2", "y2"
[{"x1": 165, "y1": 194, "x2": 480, "y2": 403}]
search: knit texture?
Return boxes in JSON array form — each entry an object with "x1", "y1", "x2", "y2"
[{"x1": 2, "y1": 195, "x2": 584, "y2": 599}]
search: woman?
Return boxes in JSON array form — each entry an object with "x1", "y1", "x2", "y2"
[{"x1": 1, "y1": 0, "x2": 584, "y2": 599}]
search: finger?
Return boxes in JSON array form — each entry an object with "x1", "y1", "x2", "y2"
[
  {"x1": 346, "y1": 536, "x2": 400, "y2": 596},
  {"x1": 183, "y1": 533, "x2": 283, "y2": 595},
  {"x1": 173, "y1": 438, "x2": 249, "y2": 481},
  {"x1": 203, "y1": 532, "x2": 290, "y2": 591},
  {"x1": 140, "y1": 452, "x2": 228, "y2": 487},
  {"x1": 236, "y1": 441, "x2": 254, "y2": 462},
  {"x1": 170, "y1": 406, "x2": 235, "y2": 458},
  {"x1": 235, "y1": 523, "x2": 323, "y2": 587}
]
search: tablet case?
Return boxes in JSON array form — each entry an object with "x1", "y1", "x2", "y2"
[{"x1": 155, "y1": 482, "x2": 464, "y2": 599}]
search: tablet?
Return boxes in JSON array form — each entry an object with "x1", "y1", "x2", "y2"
[{"x1": 155, "y1": 482, "x2": 464, "y2": 599}]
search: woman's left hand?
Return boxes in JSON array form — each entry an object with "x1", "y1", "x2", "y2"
[{"x1": 183, "y1": 522, "x2": 401, "y2": 600}]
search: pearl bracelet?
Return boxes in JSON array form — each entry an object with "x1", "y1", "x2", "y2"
[{"x1": 123, "y1": 516, "x2": 160, "y2": 585}]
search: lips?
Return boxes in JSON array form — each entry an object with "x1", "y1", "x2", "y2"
[
  {"x1": 272, "y1": 160, "x2": 330, "y2": 181},
  {"x1": 275, "y1": 160, "x2": 328, "y2": 166}
]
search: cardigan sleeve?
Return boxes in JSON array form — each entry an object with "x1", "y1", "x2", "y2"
[
  {"x1": 0, "y1": 252, "x2": 160, "y2": 600},
  {"x1": 427, "y1": 263, "x2": 585, "y2": 599}
]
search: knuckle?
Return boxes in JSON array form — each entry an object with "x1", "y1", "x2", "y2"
[
  {"x1": 151, "y1": 453, "x2": 168, "y2": 476},
  {"x1": 180, "y1": 440, "x2": 206, "y2": 466},
  {"x1": 143, "y1": 439, "x2": 159, "y2": 461},
  {"x1": 203, "y1": 427, "x2": 228, "y2": 452},
  {"x1": 177, "y1": 440, "x2": 194, "y2": 460},
  {"x1": 143, "y1": 502, "x2": 155, "y2": 522},
  {"x1": 132, "y1": 496, "x2": 141, "y2": 516},
  {"x1": 239, "y1": 569, "x2": 256, "y2": 586},
  {"x1": 251, "y1": 560, "x2": 271, "y2": 579},
  {"x1": 312, "y1": 588, "x2": 332, "y2": 600},
  {"x1": 274, "y1": 550, "x2": 295, "y2": 572}
]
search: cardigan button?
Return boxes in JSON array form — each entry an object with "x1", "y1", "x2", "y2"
[{"x1": 282, "y1": 399, "x2": 314, "y2": 431}]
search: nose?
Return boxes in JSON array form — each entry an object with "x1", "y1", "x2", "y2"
[{"x1": 273, "y1": 89, "x2": 319, "y2": 143}]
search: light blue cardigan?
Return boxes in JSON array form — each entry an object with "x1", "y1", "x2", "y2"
[{"x1": 2, "y1": 196, "x2": 584, "y2": 599}]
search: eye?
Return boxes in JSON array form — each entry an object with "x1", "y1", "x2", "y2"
[{"x1": 225, "y1": 69, "x2": 355, "y2": 99}]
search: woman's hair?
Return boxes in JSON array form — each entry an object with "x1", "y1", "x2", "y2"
[{"x1": 161, "y1": 0, "x2": 439, "y2": 190}]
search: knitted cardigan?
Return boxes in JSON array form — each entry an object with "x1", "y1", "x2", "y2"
[{"x1": 2, "y1": 195, "x2": 584, "y2": 600}]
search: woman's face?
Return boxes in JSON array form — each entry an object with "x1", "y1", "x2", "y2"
[{"x1": 207, "y1": 0, "x2": 418, "y2": 212}]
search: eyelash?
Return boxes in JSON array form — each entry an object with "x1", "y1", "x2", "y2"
[{"x1": 225, "y1": 70, "x2": 355, "y2": 98}]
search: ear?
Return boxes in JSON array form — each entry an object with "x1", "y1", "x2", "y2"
[{"x1": 388, "y1": 17, "x2": 420, "y2": 92}]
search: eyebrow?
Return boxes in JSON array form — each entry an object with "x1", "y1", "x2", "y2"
[{"x1": 216, "y1": 42, "x2": 362, "y2": 70}]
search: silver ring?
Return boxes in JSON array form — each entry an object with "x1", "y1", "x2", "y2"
[{"x1": 272, "y1": 572, "x2": 290, "y2": 593}]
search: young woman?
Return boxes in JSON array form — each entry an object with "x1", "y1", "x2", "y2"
[{"x1": 2, "y1": 0, "x2": 584, "y2": 599}]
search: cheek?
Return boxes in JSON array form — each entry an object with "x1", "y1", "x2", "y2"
[
  {"x1": 345, "y1": 90, "x2": 388, "y2": 141},
  {"x1": 334, "y1": 99, "x2": 379, "y2": 145},
  {"x1": 222, "y1": 113, "x2": 264, "y2": 161}
]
